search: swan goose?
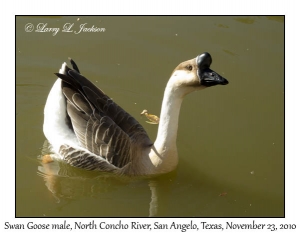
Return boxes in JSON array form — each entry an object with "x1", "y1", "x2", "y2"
[{"x1": 43, "y1": 52, "x2": 228, "y2": 176}]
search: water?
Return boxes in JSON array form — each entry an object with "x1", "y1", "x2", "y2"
[{"x1": 16, "y1": 16, "x2": 284, "y2": 217}]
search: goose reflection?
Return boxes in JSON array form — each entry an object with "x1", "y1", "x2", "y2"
[{"x1": 37, "y1": 141, "x2": 174, "y2": 217}]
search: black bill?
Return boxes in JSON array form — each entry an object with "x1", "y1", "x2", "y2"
[{"x1": 196, "y1": 52, "x2": 229, "y2": 87}]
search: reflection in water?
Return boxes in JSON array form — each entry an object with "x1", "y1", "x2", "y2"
[
  {"x1": 148, "y1": 178, "x2": 174, "y2": 217},
  {"x1": 234, "y1": 17, "x2": 256, "y2": 24},
  {"x1": 149, "y1": 180, "x2": 158, "y2": 217},
  {"x1": 37, "y1": 141, "x2": 175, "y2": 217},
  {"x1": 266, "y1": 16, "x2": 284, "y2": 23}
]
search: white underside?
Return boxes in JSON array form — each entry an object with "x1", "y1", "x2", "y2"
[{"x1": 43, "y1": 64, "x2": 79, "y2": 159}]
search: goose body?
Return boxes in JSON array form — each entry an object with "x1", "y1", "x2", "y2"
[{"x1": 43, "y1": 53, "x2": 228, "y2": 176}]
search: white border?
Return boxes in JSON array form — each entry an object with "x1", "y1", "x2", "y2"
[{"x1": 4, "y1": 0, "x2": 300, "y2": 232}]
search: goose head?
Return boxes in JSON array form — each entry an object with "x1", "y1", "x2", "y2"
[{"x1": 168, "y1": 52, "x2": 228, "y2": 97}]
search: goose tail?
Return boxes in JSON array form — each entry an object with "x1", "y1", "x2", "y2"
[
  {"x1": 43, "y1": 60, "x2": 79, "y2": 156},
  {"x1": 59, "y1": 62, "x2": 68, "y2": 75}
]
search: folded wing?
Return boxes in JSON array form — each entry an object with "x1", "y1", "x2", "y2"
[{"x1": 55, "y1": 60, "x2": 152, "y2": 170}]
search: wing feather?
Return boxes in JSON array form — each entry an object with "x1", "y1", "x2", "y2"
[{"x1": 56, "y1": 60, "x2": 152, "y2": 170}]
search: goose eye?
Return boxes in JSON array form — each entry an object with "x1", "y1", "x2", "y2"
[{"x1": 186, "y1": 65, "x2": 193, "y2": 71}]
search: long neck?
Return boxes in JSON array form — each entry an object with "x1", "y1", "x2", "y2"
[{"x1": 154, "y1": 84, "x2": 183, "y2": 152}]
